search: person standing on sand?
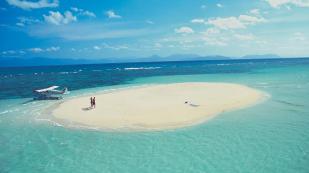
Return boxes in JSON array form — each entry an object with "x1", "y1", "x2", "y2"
[
  {"x1": 93, "y1": 97, "x2": 96, "y2": 108},
  {"x1": 92, "y1": 97, "x2": 95, "y2": 108}
]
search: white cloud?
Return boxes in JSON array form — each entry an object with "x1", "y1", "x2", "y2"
[
  {"x1": 46, "y1": 46, "x2": 60, "y2": 51},
  {"x1": 175, "y1": 26, "x2": 194, "y2": 34},
  {"x1": 0, "y1": 50, "x2": 23, "y2": 57},
  {"x1": 62, "y1": 11, "x2": 77, "y2": 24},
  {"x1": 16, "y1": 16, "x2": 40, "y2": 27},
  {"x1": 93, "y1": 46, "x2": 101, "y2": 50},
  {"x1": 1, "y1": 47, "x2": 59, "y2": 56},
  {"x1": 16, "y1": 22, "x2": 24, "y2": 27},
  {"x1": 207, "y1": 17, "x2": 245, "y2": 30},
  {"x1": 202, "y1": 28, "x2": 227, "y2": 46},
  {"x1": 204, "y1": 27, "x2": 220, "y2": 35},
  {"x1": 191, "y1": 18, "x2": 206, "y2": 24},
  {"x1": 2, "y1": 50, "x2": 16, "y2": 54},
  {"x1": 29, "y1": 46, "x2": 60, "y2": 53},
  {"x1": 265, "y1": 0, "x2": 309, "y2": 8},
  {"x1": 6, "y1": 0, "x2": 58, "y2": 10},
  {"x1": 239, "y1": 15, "x2": 266, "y2": 25},
  {"x1": 29, "y1": 48, "x2": 44, "y2": 53},
  {"x1": 234, "y1": 33, "x2": 256, "y2": 40},
  {"x1": 43, "y1": 11, "x2": 63, "y2": 25},
  {"x1": 207, "y1": 15, "x2": 266, "y2": 30},
  {"x1": 106, "y1": 10, "x2": 121, "y2": 19},
  {"x1": 82, "y1": 11, "x2": 96, "y2": 18},
  {"x1": 250, "y1": 9, "x2": 260, "y2": 15},
  {"x1": 43, "y1": 11, "x2": 77, "y2": 25},
  {"x1": 70, "y1": 7, "x2": 79, "y2": 12},
  {"x1": 101, "y1": 43, "x2": 129, "y2": 50},
  {"x1": 18, "y1": 16, "x2": 40, "y2": 23},
  {"x1": 70, "y1": 7, "x2": 96, "y2": 17},
  {"x1": 217, "y1": 3, "x2": 223, "y2": 8}
]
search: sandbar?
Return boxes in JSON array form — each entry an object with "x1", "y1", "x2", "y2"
[{"x1": 51, "y1": 83, "x2": 266, "y2": 131}]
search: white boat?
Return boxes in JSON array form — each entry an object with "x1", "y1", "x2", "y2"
[{"x1": 33, "y1": 86, "x2": 68, "y2": 100}]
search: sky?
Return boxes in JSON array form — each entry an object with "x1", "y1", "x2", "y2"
[{"x1": 0, "y1": 0, "x2": 309, "y2": 59}]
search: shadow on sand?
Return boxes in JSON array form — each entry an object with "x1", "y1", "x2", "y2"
[{"x1": 82, "y1": 107, "x2": 93, "y2": 111}]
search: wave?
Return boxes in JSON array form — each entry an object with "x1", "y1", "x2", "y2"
[
  {"x1": 59, "y1": 71, "x2": 79, "y2": 74},
  {"x1": 2, "y1": 75, "x2": 12, "y2": 78},
  {"x1": 0, "y1": 108, "x2": 20, "y2": 115},
  {"x1": 35, "y1": 118, "x2": 63, "y2": 127},
  {"x1": 33, "y1": 72, "x2": 45, "y2": 75},
  {"x1": 124, "y1": 67, "x2": 161, "y2": 70},
  {"x1": 216, "y1": 64, "x2": 231, "y2": 66},
  {"x1": 0, "y1": 110, "x2": 9, "y2": 115}
]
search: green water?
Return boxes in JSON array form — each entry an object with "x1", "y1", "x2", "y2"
[{"x1": 1, "y1": 64, "x2": 309, "y2": 173}]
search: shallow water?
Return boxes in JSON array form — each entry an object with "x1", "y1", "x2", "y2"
[{"x1": 1, "y1": 59, "x2": 309, "y2": 173}]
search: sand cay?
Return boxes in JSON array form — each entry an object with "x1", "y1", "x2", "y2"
[{"x1": 51, "y1": 83, "x2": 265, "y2": 131}]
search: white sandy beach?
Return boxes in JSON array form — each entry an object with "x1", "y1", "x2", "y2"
[{"x1": 51, "y1": 83, "x2": 265, "y2": 131}]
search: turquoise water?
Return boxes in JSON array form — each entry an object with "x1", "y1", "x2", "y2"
[{"x1": 1, "y1": 59, "x2": 309, "y2": 172}]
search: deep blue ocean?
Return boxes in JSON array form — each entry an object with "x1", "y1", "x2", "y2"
[
  {"x1": 1, "y1": 58, "x2": 308, "y2": 99},
  {"x1": 1, "y1": 58, "x2": 309, "y2": 173}
]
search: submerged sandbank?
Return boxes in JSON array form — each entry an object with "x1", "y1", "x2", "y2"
[{"x1": 51, "y1": 83, "x2": 266, "y2": 131}]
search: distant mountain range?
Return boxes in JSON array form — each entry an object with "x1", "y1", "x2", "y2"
[
  {"x1": 108, "y1": 54, "x2": 231, "y2": 63},
  {"x1": 241, "y1": 54, "x2": 281, "y2": 59},
  {"x1": 0, "y1": 54, "x2": 283, "y2": 67}
]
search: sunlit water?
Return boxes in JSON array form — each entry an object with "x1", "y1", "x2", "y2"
[{"x1": 1, "y1": 59, "x2": 309, "y2": 173}]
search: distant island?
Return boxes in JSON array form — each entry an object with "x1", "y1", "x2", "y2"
[
  {"x1": 241, "y1": 54, "x2": 281, "y2": 59},
  {"x1": 0, "y1": 54, "x2": 286, "y2": 67}
]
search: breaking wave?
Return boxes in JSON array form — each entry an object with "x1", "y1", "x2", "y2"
[{"x1": 124, "y1": 67, "x2": 161, "y2": 70}]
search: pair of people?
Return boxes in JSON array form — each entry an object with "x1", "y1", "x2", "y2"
[{"x1": 90, "y1": 97, "x2": 96, "y2": 108}]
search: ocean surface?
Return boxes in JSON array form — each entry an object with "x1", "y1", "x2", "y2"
[{"x1": 1, "y1": 58, "x2": 309, "y2": 173}]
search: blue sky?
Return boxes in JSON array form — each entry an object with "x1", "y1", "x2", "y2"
[{"x1": 0, "y1": 0, "x2": 309, "y2": 59}]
